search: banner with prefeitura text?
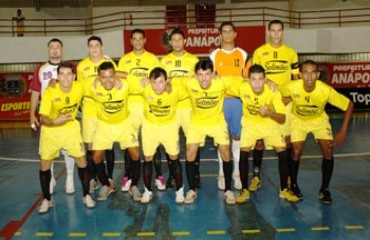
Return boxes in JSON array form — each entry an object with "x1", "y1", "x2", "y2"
[
  {"x1": 319, "y1": 62, "x2": 370, "y2": 109},
  {"x1": 123, "y1": 26, "x2": 266, "y2": 56}
]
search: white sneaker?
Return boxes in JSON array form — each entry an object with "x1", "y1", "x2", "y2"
[
  {"x1": 121, "y1": 177, "x2": 132, "y2": 192},
  {"x1": 96, "y1": 185, "x2": 114, "y2": 201},
  {"x1": 217, "y1": 176, "x2": 225, "y2": 190},
  {"x1": 65, "y1": 175, "x2": 75, "y2": 194},
  {"x1": 38, "y1": 199, "x2": 53, "y2": 214},
  {"x1": 89, "y1": 179, "x2": 99, "y2": 194},
  {"x1": 175, "y1": 187, "x2": 185, "y2": 204},
  {"x1": 83, "y1": 194, "x2": 96, "y2": 208},
  {"x1": 140, "y1": 188, "x2": 153, "y2": 204},
  {"x1": 224, "y1": 190, "x2": 236, "y2": 205},
  {"x1": 155, "y1": 176, "x2": 166, "y2": 191},
  {"x1": 108, "y1": 179, "x2": 116, "y2": 192},
  {"x1": 129, "y1": 186, "x2": 142, "y2": 201},
  {"x1": 184, "y1": 190, "x2": 197, "y2": 204},
  {"x1": 233, "y1": 176, "x2": 242, "y2": 190},
  {"x1": 50, "y1": 177, "x2": 56, "y2": 195}
]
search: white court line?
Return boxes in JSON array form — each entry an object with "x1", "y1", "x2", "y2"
[{"x1": 1, "y1": 152, "x2": 369, "y2": 163}]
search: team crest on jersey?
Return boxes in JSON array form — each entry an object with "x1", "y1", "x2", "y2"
[
  {"x1": 293, "y1": 93, "x2": 300, "y2": 98},
  {"x1": 54, "y1": 97, "x2": 61, "y2": 102},
  {"x1": 262, "y1": 51, "x2": 269, "y2": 56},
  {"x1": 243, "y1": 94, "x2": 251, "y2": 99}
]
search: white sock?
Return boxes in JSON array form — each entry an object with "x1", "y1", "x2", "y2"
[
  {"x1": 217, "y1": 150, "x2": 224, "y2": 177},
  {"x1": 50, "y1": 161, "x2": 55, "y2": 180},
  {"x1": 61, "y1": 150, "x2": 75, "y2": 178},
  {"x1": 232, "y1": 139, "x2": 240, "y2": 178}
]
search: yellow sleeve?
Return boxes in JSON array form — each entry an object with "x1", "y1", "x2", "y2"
[
  {"x1": 272, "y1": 91, "x2": 286, "y2": 114},
  {"x1": 328, "y1": 88, "x2": 350, "y2": 111},
  {"x1": 279, "y1": 82, "x2": 291, "y2": 97}
]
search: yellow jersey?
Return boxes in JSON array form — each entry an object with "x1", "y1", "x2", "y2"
[
  {"x1": 160, "y1": 51, "x2": 198, "y2": 109},
  {"x1": 280, "y1": 79, "x2": 350, "y2": 120},
  {"x1": 39, "y1": 81, "x2": 84, "y2": 127},
  {"x1": 253, "y1": 42, "x2": 299, "y2": 87}
]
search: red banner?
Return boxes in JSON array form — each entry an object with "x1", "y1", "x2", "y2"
[
  {"x1": 0, "y1": 72, "x2": 33, "y2": 120},
  {"x1": 319, "y1": 62, "x2": 370, "y2": 88},
  {"x1": 124, "y1": 26, "x2": 265, "y2": 56}
]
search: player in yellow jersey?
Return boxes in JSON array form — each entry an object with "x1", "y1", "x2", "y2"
[
  {"x1": 182, "y1": 58, "x2": 243, "y2": 205},
  {"x1": 77, "y1": 36, "x2": 117, "y2": 194},
  {"x1": 118, "y1": 29, "x2": 165, "y2": 192},
  {"x1": 281, "y1": 60, "x2": 353, "y2": 204},
  {"x1": 38, "y1": 62, "x2": 95, "y2": 213},
  {"x1": 30, "y1": 38, "x2": 76, "y2": 195},
  {"x1": 86, "y1": 61, "x2": 142, "y2": 202},
  {"x1": 160, "y1": 28, "x2": 201, "y2": 189},
  {"x1": 227, "y1": 64, "x2": 299, "y2": 203},
  {"x1": 210, "y1": 21, "x2": 247, "y2": 191},
  {"x1": 251, "y1": 19, "x2": 299, "y2": 194},
  {"x1": 134, "y1": 67, "x2": 188, "y2": 204}
]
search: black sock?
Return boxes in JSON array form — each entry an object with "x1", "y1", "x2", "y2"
[
  {"x1": 131, "y1": 159, "x2": 141, "y2": 186},
  {"x1": 105, "y1": 149, "x2": 115, "y2": 179},
  {"x1": 277, "y1": 151, "x2": 289, "y2": 190},
  {"x1": 143, "y1": 161, "x2": 153, "y2": 191},
  {"x1": 166, "y1": 153, "x2": 173, "y2": 179},
  {"x1": 186, "y1": 161, "x2": 195, "y2": 190},
  {"x1": 124, "y1": 149, "x2": 131, "y2": 178},
  {"x1": 154, "y1": 147, "x2": 162, "y2": 177},
  {"x1": 78, "y1": 166, "x2": 89, "y2": 197},
  {"x1": 170, "y1": 159, "x2": 183, "y2": 191},
  {"x1": 194, "y1": 148, "x2": 201, "y2": 179},
  {"x1": 86, "y1": 150, "x2": 95, "y2": 180},
  {"x1": 39, "y1": 169, "x2": 51, "y2": 200},
  {"x1": 223, "y1": 160, "x2": 233, "y2": 191},
  {"x1": 252, "y1": 149, "x2": 263, "y2": 178},
  {"x1": 95, "y1": 162, "x2": 109, "y2": 186},
  {"x1": 321, "y1": 158, "x2": 334, "y2": 190},
  {"x1": 239, "y1": 151, "x2": 250, "y2": 190},
  {"x1": 290, "y1": 159, "x2": 300, "y2": 186}
]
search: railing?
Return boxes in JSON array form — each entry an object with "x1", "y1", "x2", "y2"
[{"x1": 1, "y1": 7, "x2": 370, "y2": 36}]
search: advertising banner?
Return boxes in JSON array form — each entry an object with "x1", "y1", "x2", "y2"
[{"x1": 0, "y1": 72, "x2": 33, "y2": 120}]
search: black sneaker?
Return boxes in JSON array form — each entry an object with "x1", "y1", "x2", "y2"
[
  {"x1": 291, "y1": 185, "x2": 303, "y2": 200},
  {"x1": 319, "y1": 188, "x2": 332, "y2": 204},
  {"x1": 166, "y1": 177, "x2": 175, "y2": 190},
  {"x1": 194, "y1": 176, "x2": 202, "y2": 189}
]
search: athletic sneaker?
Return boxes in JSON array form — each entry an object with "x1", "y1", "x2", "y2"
[
  {"x1": 83, "y1": 194, "x2": 96, "y2": 208},
  {"x1": 175, "y1": 187, "x2": 185, "y2": 204},
  {"x1": 140, "y1": 188, "x2": 153, "y2": 204},
  {"x1": 108, "y1": 179, "x2": 116, "y2": 192},
  {"x1": 65, "y1": 175, "x2": 75, "y2": 195},
  {"x1": 166, "y1": 177, "x2": 175, "y2": 190},
  {"x1": 279, "y1": 188, "x2": 300, "y2": 202},
  {"x1": 224, "y1": 190, "x2": 236, "y2": 205},
  {"x1": 236, "y1": 189, "x2": 250, "y2": 203},
  {"x1": 89, "y1": 179, "x2": 99, "y2": 194},
  {"x1": 319, "y1": 188, "x2": 332, "y2": 204},
  {"x1": 217, "y1": 176, "x2": 225, "y2": 190},
  {"x1": 121, "y1": 177, "x2": 132, "y2": 192},
  {"x1": 248, "y1": 177, "x2": 261, "y2": 192},
  {"x1": 233, "y1": 176, "x2": 242, "y2": 190},
  {"x1": 96, "y1": 185, "x2": 114, "y2": 201},
  {"x1": 50, "y1": 177, "x2": 56, "y2": 195},
  {"x1": 129, "y1": 186, "x2": 142, "y2": 201},
  {"x1": 38, "y1": 199, "x2": 53, "y2": 214},
  {"x1": 291, "y1": 185, "x2": 303, "y2": 200},
  {"x1": 155, "y1": 176, "x2": 166, "y2": 191},
  {"x1": 184, "y1": 190, "x2": 197, "y2": 204}
]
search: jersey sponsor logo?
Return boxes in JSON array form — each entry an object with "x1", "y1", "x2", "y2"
[
  {"x1": 129, "y1": 67, "x2": 150, "y2": 78},
  {"x1": 83, "y1": 66, "x2": 90, "y2": 71},
  {"x1": 102, "y1": 100, "x2": 124, "y2": 113},
  {"x1": 148, "y1": 104, "x2": 171, "y2": 117},
  {"x1": 125, "y1": 60, "x2": 132, "y2": 65},
  {"x1": 54, "y1": 97, "x2": 61, "y2": 102},
  {"x1": 262, "y1": 51, "x2": 269, "y2": 56},
  {"x1": 195, "y1": 96, "x2": 219, "y2": 109},
  {"x1": 57, "y1": 103, "x2": 78, "y2": 116},
  {"x1": 165, "y1": 60, "x2": 172, "y2": 65},
  {"x1": 265, "y1": 60, "x2": 289, "y2": 74},
  {"x1": 169, "y1": 70, "x2": 189, "y2": 78},
  {"x1": 243, "y1": 94, "x2": 251, "y2": 99},
  {"x1": 296, "y1": 104, "x2": 319, "y2": 116},
  {"x1": 147, "y1": 95, "x2": 153, "y2": 101},
  {"x1": 293, "y1": 93, "x2": 300, "y2": 98}
]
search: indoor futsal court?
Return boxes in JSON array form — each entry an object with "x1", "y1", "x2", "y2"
[{"x1": 0, "y1": 112, "x2": 369, "y2": 240}]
